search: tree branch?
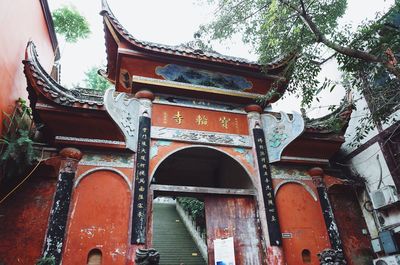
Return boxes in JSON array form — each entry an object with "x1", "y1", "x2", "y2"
[
  {"x1": 278, "y1": 0, "x2": 400, "y2": 79},
  {"x1": 310, "y1": 53, "x2": 336, "y2": 65}
]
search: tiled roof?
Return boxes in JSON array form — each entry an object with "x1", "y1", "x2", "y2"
[
  {"x1": 23, "y1": 41, "x2": 351, "y2": 134},
  {"x1": 100, "y1": 0, "x2": 295, "y2": 70},
  {"x1": 304, "y1": 98, "x2": 353, "y2": 134},
  {"x1": 23, "y1": 41, "x2": 104, "y2": 109}
]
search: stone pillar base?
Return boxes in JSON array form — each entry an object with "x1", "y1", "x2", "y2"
[{"x1": 318, "y1": 248, "x2": 346, "y2": 265}]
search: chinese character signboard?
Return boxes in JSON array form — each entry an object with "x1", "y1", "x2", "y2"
[
  {"x1": 253, "y1": 128, "x2": 282, "y2": 246},
  {"x1": 152, "y1": 104, "x2": 248, "y2": 135},
  {"x1": 131, "y1": 116, "x2": 151, "y2": 244}
]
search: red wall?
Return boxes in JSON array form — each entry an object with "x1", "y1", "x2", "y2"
[
  {"x1": 329, "y1": 186, "x2": 374, "y2": 265},
  {"x1": 275, "y1": 182, "x2": 331, "y2": 265},
  {"x1": 62, "y1": 169, "x2": 132, "y2": 264},
  {"x1": 0, "y1": 0, "x2": 55, "y2": 132},
  {"x1": 0, "y1": 174, "x2": 57, "y2": 265}
]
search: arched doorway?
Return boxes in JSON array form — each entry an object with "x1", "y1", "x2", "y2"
[
  {"x1": 150, "y1": 146, "x2": 264, "y2": 265},
  {"x1": 151, "y1": 146, "x2": 254, "y2": 189}
]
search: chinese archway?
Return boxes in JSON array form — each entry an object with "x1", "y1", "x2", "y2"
[{"x1": 21, "y1": 0, "x2": 373, "y2": 264}]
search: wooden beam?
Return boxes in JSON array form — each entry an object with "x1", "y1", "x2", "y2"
[{"x1": 150, "y1": 184, "x2": 256, "y2": 196}]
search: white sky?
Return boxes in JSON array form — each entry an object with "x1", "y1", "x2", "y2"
[{"x1": 48, "y1": 0, "x2": 394, "y2": 117}]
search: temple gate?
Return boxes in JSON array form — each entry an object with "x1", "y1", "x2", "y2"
[{"x1": 19, "y1": 0, "x2": 374, "y2": 264}]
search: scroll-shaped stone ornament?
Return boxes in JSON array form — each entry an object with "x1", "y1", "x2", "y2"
[
  {"x1": 318, "y1": 249, "x2": 346, "y2": 265},
  {"x1": 104, "y1": 88, "x2": 140, "y2": 152},
  {"x1": 135, "y1": 248, "x2": 160, "y2": 265},
  {"x1": 261, "y1": 111, "x2": 304, "y2": 162}
]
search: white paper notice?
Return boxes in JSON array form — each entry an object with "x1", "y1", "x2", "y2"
[{"x1": 214, "y1": 237, "x2": 235, "y2": 265}]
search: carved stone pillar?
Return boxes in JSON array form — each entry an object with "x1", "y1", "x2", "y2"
[
  {"x1": 309, "y1": 167, "x2": 346, "y2": 264},
  {"x1": 131, "y1": 90, "x2": 154, "y2": 245},
  {"x1": 246, "y1": 104, "x2": 282, "y2": 246},
  {"x1": 42, "y1": 147, "x2": 82, "y2": 264},
  {"x1": 246, "y1": 105, "x2": 284, "y2": 264},
  {"x1": 245, "y1": 104, "x2": 263, "y2": 130}
]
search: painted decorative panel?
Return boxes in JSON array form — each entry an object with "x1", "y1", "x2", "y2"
[
  {"x1": 79, "y1": 152, "x2": 134, "y2": 168},
  {"x1": 155, "y1": 64, "x2": 252, "y2": 91},
  {"x1": 270, "y1": 166, "x2": 312, "y2": 180},
  {"x1": 155, "y1": 95, "x2": 244, "y2": 113},
  {"x1": 262, "y1": 112, "x2": 304, "y2": 163}
]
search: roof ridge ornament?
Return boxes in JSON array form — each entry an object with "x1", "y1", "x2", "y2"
[{"x1": 99, "y1": 0, "x2": 294, "y2": 70}]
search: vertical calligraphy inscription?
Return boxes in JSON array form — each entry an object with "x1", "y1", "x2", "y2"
[
  {"x1": 131, "y1": 116, "x2": 151, "y2": 244},
  {"x1": 253, "y1": 128, "x2": 282, "y2": 246},
  {"x1": 162, "y1": 112, "x2": 168, "y2": 124}
]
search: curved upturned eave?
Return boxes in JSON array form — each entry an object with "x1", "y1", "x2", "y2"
[
  {"x1": 100, "y1": 0, "x2": 295, "y2": 75},
  {"x1": 23, "y1": 41, "x2": 350, "y2": 137},
  {"x1": 305, "y1": 98, "x2": 353, "y2": 135},
  {"x1": 23, "y1": 41, "x2": 104, "y2": 110}
]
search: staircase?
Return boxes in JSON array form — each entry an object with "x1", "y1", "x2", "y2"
[{"x1": 153, "y1": 203, "x2": 207, "y2": 265}]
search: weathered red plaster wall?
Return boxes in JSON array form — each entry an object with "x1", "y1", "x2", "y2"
[
  {"x1": 0, "y1": 174, "x2": 56, "y2": 265},
  {"x1": 275, "y1": 181, "x2": 331, "y2": 265},
  {"x1": 62, "y1": 169, "x2": 131, "y2": 264},
  {"x1": 0, "y1": 0, "x2": 54, "y2": 132},
  {"x1": 329, "y1": 185, "x2": 374, "y2": 265}
]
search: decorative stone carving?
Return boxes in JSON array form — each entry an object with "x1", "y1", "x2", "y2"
[
  {"x1": 135, "y1": 248, "x2": 160, "y2": 265},
  {"x1": 104, "y1": 88, "x2": 140, "y2": 152},
  {"x1": 318, "y1": 249, "x2": 346, "y2": 265},
  {"x1": 261, "y1": 111, "x2": 304, "y2": 162},
  {"x1": 151, "y1": 126, "x2": 252, "y2": 147},
  {"x1": 247, "y1": 111, "x2": 262, "y2": 130}
]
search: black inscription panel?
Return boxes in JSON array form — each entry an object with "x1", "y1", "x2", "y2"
[
  {"x1": 253, "y1": 128, "x2": 282, "y2": 246},
  {"x1": 131, "y1": 116, "x2": 151, "y2": 244}
]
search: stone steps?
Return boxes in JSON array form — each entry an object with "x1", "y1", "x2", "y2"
[{"x1": 153, "y1": 203, "x2": 207, "y2": 265}]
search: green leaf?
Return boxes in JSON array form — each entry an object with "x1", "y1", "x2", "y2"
[
  {"x1": 198, "y1": 0, "x2": 400, "y2": 145},
  {"x1": 52, "y1": 5, "x2": 90, "y2": 43},
  {"x1": 84, "y1": 66, "x2": 112, "y2": 91}
]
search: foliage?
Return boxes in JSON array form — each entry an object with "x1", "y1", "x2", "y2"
[
  {"x1": 52, "y1": 5, "x2": 90, "y2": 43},
  {"x1": 84, "y1": 66, "x2": 112, "y2": 91},
  {"x1": 177, "y1": 197, "x2": 206, "y2": 230},
  {"x1": 198, "y1": 0, "x2": 400, "y2": 144},
  {"x1": 338, "y1": 5, "x2": 400, "y2": 143},
  {"x1": 0, "y1": 99, "x2": 38, "y2": 182},
  {"x1": 36, "y1": 256, "x2": 55, "y2": 265}
]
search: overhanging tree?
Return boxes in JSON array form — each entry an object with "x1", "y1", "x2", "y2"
[
  {"x1": 52, "y1": 5, "x2": 90, "y2": 43},
  {"x1": 198, "y1": 0, "x2": 399, "y2": 142}
]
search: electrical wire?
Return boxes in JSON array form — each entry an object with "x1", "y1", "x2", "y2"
[{"x1": 0, "y1": 149, "x2": 45, "y2": 205}]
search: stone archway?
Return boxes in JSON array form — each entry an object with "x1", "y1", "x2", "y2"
[
  {"x1": 151, "y1": 146, "x2": 254, "y2": 190},
  {"x1": 149, "y1": 146, "x2": 264, "y2": 265}
]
